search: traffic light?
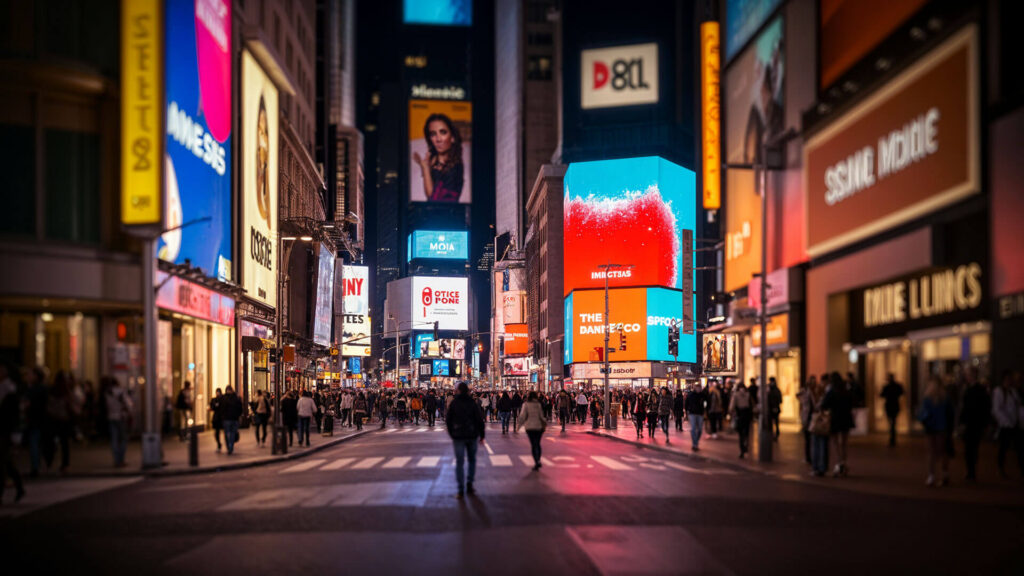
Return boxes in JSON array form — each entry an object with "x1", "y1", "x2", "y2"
[
  {"x1": 433, "y1": 321, "x2": 439, "y2": 340},
  {"x1": 668, "y1": 325, "x2": 679, "y2": 356},
  {"x1": 619, "y1": 331, "x2": 627, "y2": 351}
]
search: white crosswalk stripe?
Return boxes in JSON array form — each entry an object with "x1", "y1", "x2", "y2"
[
  {"x1": 383, "y1": 456, "x2": 412, "y2": 468},
  {"x1": 415, "y1": 428, "x2": 428, "y2": 433},
  {"x1": 488, "y1": 454, "x2": 513, "y2": 467},
  {"x1": 351, "y1": 457, "x2": 385, "y2": 469},
  {"x1": 321, "y1": 457, "x2": 357, "y2": 471},
  {"x1": 280, "y1": 459, "x2": 328, "y2": 474},
  {"x1": 417, "y1": 456, "x2": 441, "y2": 468},
  {"x1": 591, "y1": 456, "x2": 634, "y2": 470},
  {"x1": 382, "y1": 429, "x2": 397, "y2": 434}
]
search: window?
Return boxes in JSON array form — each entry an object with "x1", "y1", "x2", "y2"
[
  {"x1": 45, "y1": 129, "x2": 100, "y2": 243},
  {"x1": 0, "y1": 124, "x2": 36, "y2": 236},
  {"x1": 527, "y1": 55, "x2": 552, "y2": 80},
  {"x1": 527, "y1": 32, "x2": 552, "y2": 46}
]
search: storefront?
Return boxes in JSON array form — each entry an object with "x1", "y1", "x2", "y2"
[
  {"x1": 570, "y1": 362, "x2": 669, "y2": 390},
  {"x1": 238, "y1": 300, "x2": 275, "y2": 406}
]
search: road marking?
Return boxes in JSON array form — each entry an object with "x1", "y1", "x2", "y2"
[
  {"x1": 351, "y1": 457, "x2": 385, "y2": 469},
  {"x1": 488, "y1": 454, "x2": 513, "y2": 467},
  {"x1": 320, "y1": 457, "x2": 357, "y2": 471},
  {"x1": 415, "y1": 428, "x2": 428, "y2": 433},
  {"x1": 484, "y1": 442, "x2": 494, "y2": 455},
  {"x1": 591, "y1": 456, "x2": 634, "y2": 470},
  {"x1": 382, "y1": 429, "x2": 397, "y2": 434},
  {"x1": 661, "y1": 461, "x2": 708, "y2": 474},
  {"x1": 551, "y1": 455, "x2": 579, "y2": 468},
  {"x1": 280, "y1": 459, "x2": 328, "y2": 474},
  {"x1": 519, "y1": 455, "x2": 537, "y2": 467},
  {"x1": 417, "y1": 456, "x2": 440, "y2": 468},
  {"x1": 383, "y1": 457, "x2": 411, "y2": 469}
]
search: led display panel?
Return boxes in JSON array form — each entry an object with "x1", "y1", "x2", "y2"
[
  {"x1": 340, "y1": 265, "x2": 371, "y2": 356},
  {"x1": 408, "y1": 230, "x2": 469, "y2": 260},
  {"x1": 403, "y1": 0, "x2": 472, "y2": 26},
  {"x1": 409, "y1": 99, "x2": 472, "y2": 204},
  {"x1": 411, "y1": 276, "x2": 468, "y2": 331},
  {"x1": 241, "y1": 49, "x2": 278, "y2": 307},
  {"x1": 312, "y1": 244, "x2": 335, "y2": 346}
]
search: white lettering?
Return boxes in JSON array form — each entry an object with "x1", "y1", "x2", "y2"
[{"x1": 167, "y1": 101, "x2": 226, "y2": 176}]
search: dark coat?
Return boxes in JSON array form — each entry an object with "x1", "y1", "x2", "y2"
[
  {"x1": 446, "y1": 393, "x2": 485, "y2": 440},
  {"x1": 221, "y1": 393, "x2": 243, "y2": 421},
  {"x1": 282, "y1": 396, "x2": 299, "y2": 426}
]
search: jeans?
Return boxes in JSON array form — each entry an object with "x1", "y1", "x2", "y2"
[
  {"x1": 659, "y1": 414, "x2": 670, "y2": 437},
  {"x1": 527, "y1": 430, "x2": 543, "y2": 466},
  {"x1": 223, "y1": 420, "x2": 239, "y2": 454},
  {"x1": 689, "y1": 414, "x2": 704, "y2": 448},
  {"x1": 109, "y1": 420, "x2": 128, "y2": 465},
  {"x1": 708, "y1": 413, "x2": 722, "y2": 434},
  {"x1": 298, "y1": 417, "x2": 311, "y2": 445},
  {"x1": 499, "y1": 411, "x2": 511, "y2": 432},
  {"x1": 452, "y1": 438, "x2": 478, "y2": 491},
  {"x1": 254, "y1": 414, "x2": 268, "y2": 444},
  {"x1": 559, "y1": 408, "x2": 569, "y2": 430},
  {"x1": 811, "y1": 434, "x2": 829, "y2": 474}
]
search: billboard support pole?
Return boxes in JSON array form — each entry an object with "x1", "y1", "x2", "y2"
[
  {"x1": 597, "y1": 263, "x2": 631, "y2": 429},
  {"x1": 141, "y1": 236, "x2": 161, "y2": 468}
]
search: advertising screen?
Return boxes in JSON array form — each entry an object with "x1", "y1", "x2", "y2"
[
  {"x1": 409, "y1": 99, "x2": 472, "y2": 204},
  {"x1": 503, "y1": 357, "x2": 530, "y2": 377},
  {"x1": 408, "y1": 230, "x2": 469, "y2": 260},
  {"x1": 725, "y1": 16, "x2": 784, "y2": 167},
  {"x1": 432, "y1": 359, "x2": 450, "y2": 376},
  {"x1": 340, "y1": 265, "x2": 371, "y2": 356},
  {"x1": 564, "y1": 287, "x2": 694, "y2": 364},
  {"x1": 348, "y1": 357, "x2": 361, "y2": 375},
  {"x1": 563, "y1": 156, "x2": 696, "y2": 296},
  {"x1": 725, "y1": 0, "x2": 782, "y2": 62},
  {"x1": 416, "y1": 337, "x2": 465, "y2": 359},
  {"x1": 312, "y1": 244, "x2": 334, "y2": 346},
  {"x1": 503, "y1": 323, "x2": 529, "y2": 356},
  {"x1": 580, "y1": 43, "x2": 659, "y2": 110},
  {"x1": 159, "y1": 0, "x2": 233, "y2": 281},
  {"x1": 702, "y1": 334, "x2": 739, "y2": 374},
  {"x1": 403, "y1": 0, "x2": 471, "y2": 26},
  {"x1": 241, "y1": 49, "x2": 278, "y2": 307},
  {"x1": 411, "y1": 276, "x2": 468, "y2": 331}
]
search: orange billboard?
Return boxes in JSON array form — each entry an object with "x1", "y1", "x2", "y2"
[
  {"x1": 724, "y1": 169, "x2": 761, "y2": 292},
  {"x1": 569, "y1": 288, "x2": 648, "y2": 363},
  {"x1": 503, "y1": 323, "x2": 529, "y2": 356}
]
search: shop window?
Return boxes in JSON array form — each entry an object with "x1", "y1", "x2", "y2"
[
  {"x1": 527, "y1": 56, "x2": 552, "y2": 80},
  {"x1": 0, "y1": 123, "x2": 36, "y2": 236},
  {"x1": 45, "y1": 129, "x2": 100, "y2": 243}
]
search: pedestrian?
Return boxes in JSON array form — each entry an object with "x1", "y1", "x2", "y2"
[
  {"x1": 410, "y1": 392, "x2": 423, "y2": 425},
  {"x1": 221, "y1": 385, "x2": 243, "y2": 455},
  {"x1": 176, "y1": 381, "x2": 194, "y2": 442},
  {"x1": 808, "y1": 378, "x2": 829, "y2": 476},
  {"x1": 101, "y1": 376, "x2": 132, "y2": 468},
  {"x1": 646, "y1": 388, "x2": 659, "y2": 438},
  {"x1": 0, "y1": 364, "x2": 26, "y2": 504},
  {"x1": 576, "y1": 390, "x2": 589, "y2": 425},
  {"x1": 658, "y1": 387, "x2": 673, "y2": 442},
  {"x1": 511, "y1": 391, "x2": 524, "y2": 431},
  {"x1": 673, "y1": 389, "x2": 685, "y2": 432},
  {"x1": 395, "y1": 393, "x2": 409, "y2": 427},
  {"x1": 296, "y1": 390, "x2": 316, "y2": 447},
  {"x1": 424, "y1": 390, "x2": 438, "y2": 427},
  {"x1": 353, "y1": 392, "x2": 368, "y2": 430},
  {"x1": 822, "y1": 372, "x2": 854, "y2": 477},
  {"x1": 918, "y1": 375, "x2": 950, "y2": 487},
  {"x1": 992, "y1": 370, "x2": 1023, "y2": 478},
  {"x1": 880, "y1": 373, "x2": 904, "y2": 447},
  {"x1": 497, "y1": 391, "x2": 513, "y2": 434},
  {"x1": 729, "y1": 379, "x2": 753, "y2": 458},
  {"x1": 282, "y1": 390, "x2": 298, "y2": 446},
  {"x1": 340, "y1": 391, "x2": 354, "y2": 427},
  {"x1": 539, "y1": 391, "x2": 551, "y2": 422},
  {"x1": 24, "y1": 366, "x2": 48, "y2": 477},
  {"x1": 48, "y1": 371, "x2": 75, "y2": 474},
  {"x1": 797, "y1": 376, "x2": 815, "y2": 464},
  {"x1": 768, "y1": 377, "x2": 783, "y2": 440},
  {"x1": 209, "y1": 388, "x2": 224, "y2": 451},
  {"x1": 686, "y1": 382, "x2": 707, "y2": 452},
  {"x1": 589, "y1": 394, "x2": 603, "y2": 429},
  {"x1": 253, "y1": 389, "x2": 270, "y2": 446},
  {"x1": 707, "y1": 382, "x2": 724, "y2": 439},
  {"x1": 516, "y1": 390, "x2": 548, "y2": 470},
  {"x1": 445, "y1": 382, "x2": 485, "y2": 498},
  {"x1": 960, "y1": 367, "x2": 990, "y2": 481},
  {"x1": 557, "y1": 389, "x2": 571, "y2": 432}
]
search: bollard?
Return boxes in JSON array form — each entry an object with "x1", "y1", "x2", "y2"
[{"x1": 188, "y1": 425, "x2": 199, "y2": 467}]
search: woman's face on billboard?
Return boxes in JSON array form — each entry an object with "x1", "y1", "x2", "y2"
[{"x1": 427, "y1": 119, "x2": 453, "y2": 154}]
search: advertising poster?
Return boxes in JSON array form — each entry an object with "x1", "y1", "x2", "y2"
[
  {"x1": 503, "y1": 323, "x2": 529, "y2": 356},
  {"x1": 725, "y1": 0, "x2": 783, "y2": 61},
  {"x1": 702, "y1": 333, "x2": 738, "y2": 374},
  {"x1": 340, "y1": 265, "x2": 371, "y2": 356},
  {"x1": 241, "y1": 49, "x2": 278, "y2": 307},
  {"x1": 725, "y1": 16, "x2": 784, "y2": 166},
  {"x1": 433, "y1": 359, "x2": 450, "y2": 376},
  {"x1": 160, "y1": 0, "x2": 233, "y2": 281},
  {"x1": 403, "y1": 0, "x2": 472, "y2": 26},
  {"x1": 312, "y1": 244, "x2": 335, "y2": 346},
  {"x1": 563, "y1": 156, "x2": 696, "y2": 296},
  {"x1": 409, "y1": 99, "x2": 472, "y2": 204},
  {"x1": 417, "y1": 338, "x2": 465, "y2": 359},
  {"x1": 408, "y1": 230, "x2": 469, "y2": 260},
  {"x1": 580, "y1": 43, "x2": 659, "y2": 110},
  {"x1": 412, "y1": 276, "x2": 468, "y2": 331},
  {"x1": 503, "y1": 357, "x2": 530, "y2": 377}
]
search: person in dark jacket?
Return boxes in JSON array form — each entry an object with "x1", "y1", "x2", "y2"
[
  {"x1": 220, "y1": 386, "x2": 244, "y2": 455},
  {"x1": 960, "y1": 368, "x2": 990, "y2": 480},
  {"x1": 822, "y1": 372, "x2": 854, "y2": 477},
  {"x1": 880, "y1": 374, "x2": 904, "y2": 447},
  {"x1": 768, "y1": 377, "x2": 783, "y2": 440},
  {"x1": 673, "y1": 390, "x2": 685, "y2": 432},
  {"x1": 353, "y1": 393, "x2": 368, "y2": 431},
  {"x1": 423, "y1": 390, "x2": 438, "y2": 427},
  {"x1": 446, "y1": 382, "x2": 485, "y2": 498},
  {"x1": 658, "y1": 387, "x2": 673, "y2": 442},
  {"x1": 685, "y1": 383, "x2": 707, "y2": 451},
  {"x1": 496, "y1": 392, "x2": 513, "y2": 434},
  {"x1": 209, "y1": 388, "x2": 224, "y2": 451},
  {"x1": 511, "y1": 391, "x2": 524, "y2": 431},
  {"x1": 281, "y1": 391, "x2": 299, "y2": 446}
]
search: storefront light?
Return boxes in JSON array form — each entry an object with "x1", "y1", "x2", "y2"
[{"x1": 40, "y1": 312, "x2": 54, "y2": 322}]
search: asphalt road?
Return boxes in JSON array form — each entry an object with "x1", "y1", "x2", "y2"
[{"x1": 3, "y1": 421, "x2": 1022, "y2": 575}]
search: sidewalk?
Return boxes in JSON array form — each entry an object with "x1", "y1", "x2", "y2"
[
  {"x1": 13, "y1": 419, "x2": 372, "y2": 479},
  {"x1": 586, "y1": 417, "x2": 1024, "y2": 505}
]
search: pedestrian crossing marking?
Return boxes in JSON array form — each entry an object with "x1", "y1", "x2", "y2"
[
  {"x1": 417, "y1": 456, "x2": 440, "y2": 468},
  {"x1": 321, "y1": 457, "x2": 357, "y2": 471},
  {"x1": 518, "y1": 455, "x2": 536, "y2": 467},
  {"x1": 591, "y1": 456, "x2": 634, "y2": 470},
  {"x1": 488, "y1": 454, "x2": 513, "y2": 467},
  {"x1": 280, "y1": 459, "x2": 328, "y2": 474},
  {"x1": 415, "y1": 428, "x2": 428, "y2": 433},
  {"x1": 383, "y1": 457, "x2": 411, "y2": 468},
  {"x1": 351, "y1": 457, "x2": 385, "y2": 469},
  {"x1": 383, "y1": 429, "x2": 397, "y2": 434}
]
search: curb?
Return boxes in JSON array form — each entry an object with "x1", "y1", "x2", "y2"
[{"x1": 585, "y1": 430, "x2": 780, "y2": 477}]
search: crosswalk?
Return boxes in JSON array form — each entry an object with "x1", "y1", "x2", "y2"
[{"x1": 380, "y1": 426, "x2": 447, "y2": 433}]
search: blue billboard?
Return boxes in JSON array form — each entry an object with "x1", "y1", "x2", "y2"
[
  {"x1": 433, "y1": 359, "x2": 450, "y2": 376},
  {"x1": 646, "y1": 287, "x2": 694, "y2": 363},
  {"x1": 403, "y1": 0, "x2": 472, "y2": 26},
  {"x1": 159, "y1": 0, "x2": 233, "y2": 281},
  {"x1": 725, "y1": 0, "x2": 783, "y2": 62},
  {"x1": 348, "y1": 357, "x2": 361, "y2": 375},
  {"x1": 413, "y1": 333, "x2": 434, "y2": 358},
  {"x1": 408, "y1": 230, "x2": 469, "y2": 261}
]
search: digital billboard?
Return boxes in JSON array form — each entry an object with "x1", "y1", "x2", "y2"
[
  {"x1": 241, "y1": 49, "x2": 278, "y2": 307},
  {"x1": 725, "y1": 16, "x2": 784, "y2": 167},
  {"x1": 563, "y1": 156, "x2": 696, "y2": 296},
  {"x1": 340, "y1": 265, "x2": 371, "y2": 356},
  {"x1": 433, "y1": 359, "x2": 451, "y2": 376},
  {"x1": 312, "y1": 244, "x2": 334, "y2": 346},
  {"x1": 503, "y1": 323, "x2": 529, "y2": 356},
  {"x1": 702, "y1": 333, "x2": 739, "y2": 374},
  {"x1": 411, "y1": 276, "x2": 468, "y2": 331},
  {"x1": 403, "y1": 0, "x2": 472, "y2": 26},
  {"x1": 416, "y1": 337, "x2": 465, "y2": 360},
  {"x1": 725, "y1": 0, "x2": 782, "y2": 62},
  {"x1": 503, "y1": 357, "x2": 531, "y2": 377},
  {"x1": 408, "y1": 230, "x2": 469, "y2": 260},
  {"x1": 409, "y1": 99, "x2": 472, "y2": 204},
  {"x1": 159, "y1": 0, "x2": 233, "y2": 281},
  {"x1": 563, "y1": 287, "x2": 694, "y2": 364},
  {"x1": 580, "y1": 43, "x2": 659, "y2": 110}
]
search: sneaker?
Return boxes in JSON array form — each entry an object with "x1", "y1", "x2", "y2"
[
  {"x1": 466, "y1": 482, "x2": 476, "y2": 495},
  {"x1": 832, "y1": 464, "x2": 842, "y2": 477}
]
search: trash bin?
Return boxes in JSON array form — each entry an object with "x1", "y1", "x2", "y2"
[{"x1": 321, "y1": 411, "x2": 334, "y2": 436}]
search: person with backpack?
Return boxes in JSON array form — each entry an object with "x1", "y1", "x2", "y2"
[
  {"x1": 516, "y1": 391, "x2": 547, "y2": 470},
  {"x1": 446, "y1": 382, "x2": 485, "y2": 498},
  {"x1": 410, "y1": 393, "x2": 423, "y2": 425}
]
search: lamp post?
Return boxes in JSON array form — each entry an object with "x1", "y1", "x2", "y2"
[{"x1": 597, "y1": 262, "x2": 633, "y2": 429}]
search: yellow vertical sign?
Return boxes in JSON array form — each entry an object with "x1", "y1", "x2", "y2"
[
  {"x1": 121, "y1": 0, "x2": 164, "y2": 226},
  {"x1": 700, "y1": 21, "x2": 721, "y2": 210}
]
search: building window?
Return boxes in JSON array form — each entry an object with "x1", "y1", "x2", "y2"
[
  {"x1": 45, "y1": 129, "x2": 100, "y2": 243},
  {"x1": 527, "y1": 55, "x2": 552, "y2": 80},
  {"x1": 0, "y1": 124, "x2": 36, "y2": 236},
  {"x1": 527, "y1": 32, "x2": 552, "y2": 46}
]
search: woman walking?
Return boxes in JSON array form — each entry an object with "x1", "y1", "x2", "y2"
[
  {"x1": 646, "y1": 389, "x2": 659, "y2": 438},
  {"x1": 353, "y1": 392, "x2": 368, "y2": 431},
  {"x1": 633, "y1": 392, "x2": 647, "y2": 438},
  {"x1": 918, "y1": 376, "x2": 951, "y2": 486},
  {"x1": 516, "y1": 391, "x2": 547, "y2": 470},
  {"x1": 797, "y1": 376, "x2": 816, "y2": 464},
  {"x1": 822, "y1": 372, "x2": 855, "y2": 476},
  {"x1": 209, "y1": 388, "x2": 224, "y2": 451}
]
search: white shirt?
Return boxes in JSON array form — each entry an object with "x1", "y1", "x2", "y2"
[
  {"x1": 106, "y1": 385, "x2": 133, "y2": 422},
  {"x1": 576, "y1": 393, "x2": 588, "y2": 405},
  {"x1": 296, "y1": 396, "x2": 317, "y2": 418}
]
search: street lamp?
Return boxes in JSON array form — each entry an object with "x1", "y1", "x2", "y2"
[{"x1": 597, "y1": 262, "x2": 633, "y2": 429}]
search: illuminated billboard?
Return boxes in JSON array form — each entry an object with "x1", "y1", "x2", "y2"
[
  {"x1": 503, "y1": 357, "x2": 531, "y2": 377},
  {"x1": 409, "y1": 99, "x2": 472, "y2": 204},
  {"x1": 403, "y1": 0, "x2": 472, "y2": 26},
  {"x1": 411, "y1": 276, "x2": 468, "y2": 331},
  {"x1": 159, "y1": 0, "x2": 233, "y2": 281},
  {"x1": 725, "y1": 0, "x2": 782, "y2": 62},
  {"x1": 563, "y1": 156, "x2": 696, "y2": 296},
  {"x1": 503, "y1": 323, "x2": 529, "y2": 356},
  {"x1": 563, "y1": 287, "x2": 695, "y2": 364},
  {"x1": 408, "y1": 230, "x2": 469, "y2": 260},
  {"x1": 312, "y1": 244, "x2": 335, "y2": 346},
  {"x1": 340, "y1": 265, "x2": 371, "y2": 356},
  {"x1": 241, "y1": 49, "x2": 278, "y2": 307},
  {"x1": 416, "y1": 336, "x2": 465, "y2": 360},
  {"x1": 433, "y1": 359, "x2": 451, "y2": 376},
  {"x1": 702, "y1": 333, "x2": 739, "y2": 374},
  {"x1": 725, "y1": 16, "x2": 784, "y2": 167}
]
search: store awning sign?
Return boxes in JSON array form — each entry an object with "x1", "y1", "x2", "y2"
[{"x1": 156, "y1": 271, "x2": 235, "y2": 326}]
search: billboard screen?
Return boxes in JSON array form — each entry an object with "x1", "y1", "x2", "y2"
[
  {"x1": 340, "y1": 265, "x2": 371, "y2": 356},
  {"x1": 725, "y1": 0, "x2": 782, "y2": 62},
  {"x1": 408, "y1": 230, "x2": 469, "y2": 260},
  {"x1": 580, "y1": 43, "x2": 659, "y2": 110},
  {"x1": 312, "y1": 244, "x2": 334, "y2": 346},
  {"x1": 702, "y1": 333, "x2": 739, "y2": 374},
  {"x1": 160, "y1": 0, "x2": 233, "y2": 281},
  {"x1": 725, "y1": 16, "x2": 784, "y2": 167},
  {"x1": 416, "y1": 337, "x2": 465, "y2": 359},
  {"x1": 564, "y1": 287, "x2": 694, "y2": 364},
  {"x1": 563, "y1": 156, "x2": 696, "y2": 296},
  {"x1": 503, "y1": 323, "x2": 529, "y2": 356},
  {"x1": 403, "y1": 0, "x2": 471, "y2": 26},
  {"x1": 503, "y1": 357, "x2": 530, "y2": 376},
  {"x1": 433, "y1": 359, "x2": 451, "y2": 376},
  {"x1": 411, "y1": 276, "x2": 468, "y2": 331},
  {"x1": 409, "y1": 99, "x2": 472, "y2": 204},
  {"x1": 241, "y1": 49, "x2": 278, "y2": 307}
]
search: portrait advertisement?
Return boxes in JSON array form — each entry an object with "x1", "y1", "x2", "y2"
[
  {"x1": 409, "y1": 99, "x2": 472, "y2": 204},
  {"x1": 725, "y1": 16, "x2": 784, "y2": 166}
]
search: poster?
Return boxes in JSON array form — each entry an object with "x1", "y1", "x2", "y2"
[
  {"x1": 725, "y1": 16, "x2": 784, "y2": 166},
  {"x1": 409, "y1": 99, "x2": 472, "y2": 204},
  {"x1": 241, "y1": 49, "x2": 278, "y2": 307}
]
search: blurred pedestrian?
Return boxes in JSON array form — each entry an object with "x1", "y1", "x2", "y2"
[
  {"x1": 340, "y1": 391, "x2": 354, "y2": 427},
  {"x1": 101, "y1": 376, "x2": 132, "y2": 468},
  {"x1": 253, "y1": 389, "x2": 270, "y2": 446},
  {"x1": 176, "y1": 381, "x2": 194, "y2": 442},
  {"x1": 296, "y1": 390, "x2": 316, "y2": 447},
  {"x1": 282, "y1": 390, "x2": 298, "y2": 445},
  {"x1": 511, "y1": 391, "x2": 524, "y2": 431},
  {"x1": 797, "y1": 376, "x2": 816, "y2": 463},
  {"x1": 729, "y1": 379, "x2": 753, "y2": 458},
  {"x1": 707, "y1": 382, "x2": 724, "y2": 439},
  {"x1": 576, "y1": 390, "x2": 589, "y2": 425},
  {"x1": 992, "y1": 370, "x2": 1023, "y2": 479},
  {"x1": 424, "y1": 390, "x2": 438, "y2": 427},
  {"x1": 497, "y1": 391, "x2": 512, "y2": 434},
  {"x1": 209, "y1": 388, "x2": 224, "y2": 451},
  {"x1": 24, "y1": 366, "x2": 48, "y2": 476},
  {"x1": 446, "y1": 382, "x2": 485, "y2": 498},
  {"x1": 48, "y1": 371, "x2": 75, "y2": 474},
  {"x1": 768, "y1": 377, "x2": 783, "y2": 440},
  {"x1": 410, "y1": 392, "x2": 423, "y2": 425},
  {"x1": 590, "y1": 395, "x2": 603, "y2": 429},
  {"x1": 880, "y1": 373, "x2": 904, "y2": 447},
  {"x1": 918, "y1": 376, "x2": 950, "y2": 487},
  {"x1": 517, "y1": 390, "x2": 547, "y2": 470},
  {"x1": 673, "y1": 389, "x2": 685, "y2": 432},
  {"x1": 823, "y1": 372, "x2": 855, "y2": 477},
  {"x1": 0, "y1": 364, "x2": 26, "y2": 504},
  {"x1": 353, "y1": 392, "x2": 368, "y2": 430},
  {"x1": 686, "y1": 382, "x2": 707, "y2": 452},
  {"x1": 646, "y1": 388, "x2": 659, "y2": 438},
  {"x1": 633, "y1": 392, "x2": 647, "y2": 439},
  {"x1": 557, "y1": 389, "x2": 571, "y2": 432},
  {"x1": 221, "y1": 386, "x2": 243, "y2": 455},
  {"x1": 377, "y1": 392, "x2": 390, "y2": 429},
  {"x1": 658, "y1": 387, "x2": 673, "y2": 442},
  {"x1": 808, "y1": 378, "x2": 829, "y2": 476},
  {"x1": 960, "y1": 368, "x2": 990, "y2": 481}
]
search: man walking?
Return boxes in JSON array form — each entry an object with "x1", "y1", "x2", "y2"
[
  {"x1": 576, "y1": 390, "x2": 589, "y2": 425},
  {"x1": 557, "y1": 389, "x2": 571, "y2": 432},
  {"x1": 446, "y1": 382, "x2": 485, "y2": 498},
  {"x1": 339, "y1": 391, "x2": 353, "y2": 427},
  {"x1": 658, "y1": 387, "x2": 673, "y2": 442},
  {"x1": 424, "y1": 390, "x2": 438, "y2": 427},
  {"x1": 221, "y1": 386, "x2": 243, "y2": 455},
  {"x1": 768, "y1": 377, "x2": 783, "y2": 440},
  {"x1": 961, "y1": 368, "x2": 990, "y2": 481},
  {"x1": 880, "y1": 374, "x2": 904, "y2": 447},
  {"x1": 686, "y1": 382, "x2": 707, "y2": 452}
]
